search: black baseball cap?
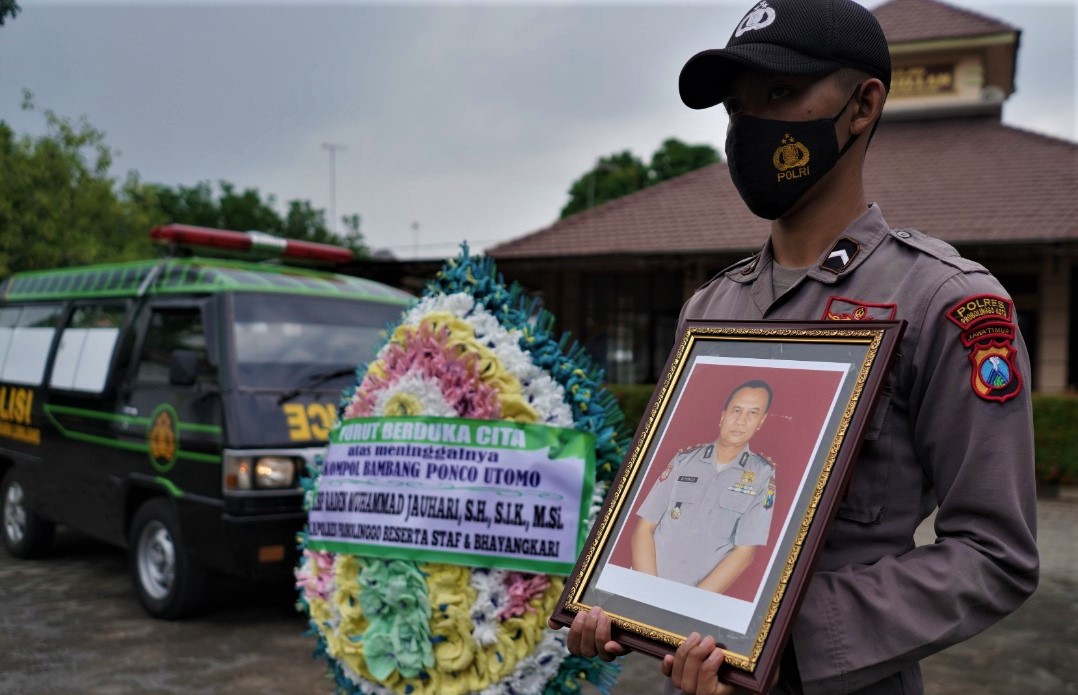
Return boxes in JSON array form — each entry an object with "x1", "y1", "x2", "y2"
[{"x1": 680, "y1": 0, "x2": 892, "y2": 110}]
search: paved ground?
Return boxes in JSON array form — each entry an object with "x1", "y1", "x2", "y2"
[{"x1": 1, "y1": 493, "x2": 1075, "y2": 694}]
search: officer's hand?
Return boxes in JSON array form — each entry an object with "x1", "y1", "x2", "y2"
[
  {"x1": 662, "y1": 633, "x2": 779, "y2": 695},
  {"x1": 547, "y1": 607, "x2": 628, "y2": 662},
  {"x1": 662, "y1": 633, "x2": 736, "y2": 695}
]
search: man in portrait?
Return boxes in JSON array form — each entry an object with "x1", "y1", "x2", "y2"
[{"x1": 631, "y1": 379, "x2": 775, "y2": 594}]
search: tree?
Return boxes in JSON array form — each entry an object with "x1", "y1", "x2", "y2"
[
  {"x1": 148, "y1": 181, "x2": 370, "y2": 258},
  {"x1": 0, "y1": 95, "x2": 369, "y2": 276},
  {"x1": 559, "y1": 151, "x2": 649, "y2": 219},
  {"x1": 559, "y1": 138, "x2": 720, "y2": 219},
  {"x1": 648, "y1": 138, "x2": 721, "y2": 184},
  {"x1": 0, "y1": 92, "x2": 159, "y2": 276},
  {"x1": 0, "y1": 0, "x2": 20, "y2": 26}
]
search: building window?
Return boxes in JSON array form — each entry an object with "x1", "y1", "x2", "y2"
[{"x1": 582, "y1": 271, "x2": 682, "y2": 384}]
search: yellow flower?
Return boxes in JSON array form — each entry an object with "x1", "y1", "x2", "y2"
[{"x1": 383, "y1": 391, "x2": 424, "y2": 416}]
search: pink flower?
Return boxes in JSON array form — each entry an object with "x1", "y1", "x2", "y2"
[
  {"x1": 344, "y1": 322, "x2": 501, "y2": 420},
  {"x1": 296, "y1": 549, "x2": 335, "y2": 602},
  {"x1": 497, "y1": 572, "x2": 551, "y2": 620}
]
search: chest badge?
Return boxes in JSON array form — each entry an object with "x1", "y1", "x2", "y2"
[
  {"x1": 729, "y1": 469, "x2": 758, "y2": 495},
  {"x1": 823, "y1": 296, "x2": 898, "y2": 321},
  {"x1": 670, "y1": 503, "x2": 683, "y2": 520}
]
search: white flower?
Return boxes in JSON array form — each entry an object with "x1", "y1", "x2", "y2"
[
  {"x1": 370, "y1": 370, "x2": 458, "y2": 417},
  {"x1": 401, "y1": 292, "x2": 475, "y2": 326},
  {"x1": 476, "y1": 630, "x2": 567, "y2": 695},
  {"x1": 585, "y1": 480, "x2": 610, "y2": 534},
  {"x1": 469, "y1": 568, "x2": 509, "y2": 646}
]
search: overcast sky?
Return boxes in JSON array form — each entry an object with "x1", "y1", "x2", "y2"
[{"x1": 2, "y1": 1, "x2": 1074, "y2": 259}]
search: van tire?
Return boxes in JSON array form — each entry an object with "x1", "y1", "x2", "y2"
[
  {"x1": 1, "y1": 469, "x2": 55, "y2": 559},
  {"x1": 129, "y1": 498, "x2": 208, "y2": 620}
]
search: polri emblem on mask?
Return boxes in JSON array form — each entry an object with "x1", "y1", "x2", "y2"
[
  {"x1": 725, "y1": 87, "x2": 863, "y2": 220},
  {"x1": 773, "y1": 134, "x2": 810, "y2": 182}
]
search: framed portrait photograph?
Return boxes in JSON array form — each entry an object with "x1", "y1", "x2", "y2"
[{"x1": 551, "y1": 320, "x2": 905, "y2": 693}]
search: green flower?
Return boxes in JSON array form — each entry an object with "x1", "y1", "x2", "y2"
[{"x1": 364, "y1": 614, "x2": 434, "y2": 680}]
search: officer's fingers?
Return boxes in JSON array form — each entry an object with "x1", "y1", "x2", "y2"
[
  {"x1": 579, "y1": 607, "x2": 604, "y2": 658},
  {"x1": 661, "y1": 653, "x2": 675, "y2": 679},
  {"x1": 566, "y1": 609, "x2": 588, "y2": 656},
  {"x1": 670, "y1": 632, "x2": 701, "y2": 691},
  {"x1": 594, "y1": 611, "x2": 627, "y2": 662},
  {"x1": 680, "y1": 635, "x2": 718, "y2": 695},
  {"x1": 547, "y1": 618, "x2": 561, "y2": 631},
  {"x1": 698, "y1": 646, "x2": 734, "y2": 695},
  {"x1": 595, "y1": 609, "x2": 613, "y2": 644}
]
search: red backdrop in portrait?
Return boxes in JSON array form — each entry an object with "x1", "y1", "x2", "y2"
[{"x1": 607, "y1": 362, "x2": 845, "y2": 602}]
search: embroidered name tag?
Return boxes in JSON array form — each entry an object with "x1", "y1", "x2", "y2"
[{"x1": 677, "y1": 476, "x2": 699, "y2": 483}]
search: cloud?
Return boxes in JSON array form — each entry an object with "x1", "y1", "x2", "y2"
[{"x1": 2, "y1": 1, "x2": 1073, "y2": 258}]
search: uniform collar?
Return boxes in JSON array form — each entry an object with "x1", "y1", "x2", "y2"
[
  {"x1": 711, "y1": 445, "x2": 751, "y2": 472},
  {"x1": 726, "y1": 204, "x2": 893, "y2": 286}
]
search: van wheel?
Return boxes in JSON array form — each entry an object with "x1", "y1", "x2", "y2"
[
  {"x1": 1, "y1": 469, "x2": 55, "y2": 558},
  {"x1": 129, "y1": 499, "x2": 207, "y2": 620}
]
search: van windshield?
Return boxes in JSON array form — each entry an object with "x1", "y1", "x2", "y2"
[{"x1": 231, "y1": 293, "x2": 407, "y2": 390}]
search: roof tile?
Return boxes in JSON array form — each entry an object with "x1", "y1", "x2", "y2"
[
  {"x1": 488, "y1": 118, "x2": 1077, "y2": 259},
  {"x1": 873, "y1": 0, "x2": 1018, "y2": 44}
]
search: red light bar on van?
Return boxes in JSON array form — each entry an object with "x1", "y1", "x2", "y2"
[{"x1": 150, "y1": 224, "x2": 354, "y2": 264}]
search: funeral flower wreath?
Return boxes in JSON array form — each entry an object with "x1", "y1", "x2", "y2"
[{"x1": 296, "y1": 247, "x2": 629, "y2": 695}]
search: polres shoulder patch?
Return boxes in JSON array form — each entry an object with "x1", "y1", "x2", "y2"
[{"x1": 946, "y1": 294, "x2": 1022, "y2": 403}]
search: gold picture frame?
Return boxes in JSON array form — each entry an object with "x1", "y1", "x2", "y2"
[{"x1": 551, "y1": 320, "x2": 905, "y2": 693}]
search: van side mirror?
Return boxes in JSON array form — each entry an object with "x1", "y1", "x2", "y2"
[{"x1": 169, "y1": 349, "x2": 200, "y2": 386}]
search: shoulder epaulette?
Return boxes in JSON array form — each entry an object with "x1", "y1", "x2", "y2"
[
  {"x1": 695, "y1": 254, "x2": 759, "y2": 292},
  {"x1": 889, "y1": 228, "x2": 987, "y2": 274},
  {"x1": 748, "y1": 451, "x2": 777, "y2": 469}
]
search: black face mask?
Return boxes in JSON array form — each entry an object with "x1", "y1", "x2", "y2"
[{"x1": 725, "y1": 88, "x2": 862, "y2": 220}]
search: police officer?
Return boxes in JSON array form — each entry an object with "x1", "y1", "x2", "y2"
[
  {"x1": 632, "y1": 380, "x2": 776, "y2": 593},
  {"x1": 552, "y1": 1, "x2": 1038, "y2": 693}
]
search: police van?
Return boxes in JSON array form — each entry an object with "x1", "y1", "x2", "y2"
[{"x1": 0, "y1": 225, "x2": 411, "y2": 618}]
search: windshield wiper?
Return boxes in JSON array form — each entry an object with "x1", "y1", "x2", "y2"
[{"x1": 276, "y1": 367, "x2": 356, "y2": 405}]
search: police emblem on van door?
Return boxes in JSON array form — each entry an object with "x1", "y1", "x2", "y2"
[
  {"x1": 774, "y1": 134, "x2": 810, "y2": 181},
  {"x1": 148, "y1": 404, "x2": 179, "y2": 472}
]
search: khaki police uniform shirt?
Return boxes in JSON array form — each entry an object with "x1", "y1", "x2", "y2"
[
  {"x1": 637, "y1": 444, "x2": 775, "y2": 586},
  {"x1": 678, "y1": 205, "x2": 1038, "y2": 695}
]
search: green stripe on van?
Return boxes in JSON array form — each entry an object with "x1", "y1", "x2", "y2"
[
  {"x1": 4, "y1": 258, "x2": 412, "y2": 305},
  {"x1": 42, "y1": 405, "x2": 223, "y2": 463}
]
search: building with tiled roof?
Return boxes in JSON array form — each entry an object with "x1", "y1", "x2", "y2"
[{"x1": 487, "y1": 0, "x2": 1077, "y2": 391}]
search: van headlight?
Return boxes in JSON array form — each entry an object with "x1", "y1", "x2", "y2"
[{"x1": 225, "y1": 455, "x2": 299, "y2": 491}]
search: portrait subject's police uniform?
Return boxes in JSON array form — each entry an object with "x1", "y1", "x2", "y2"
[
  {"x1": 637, "y1": 443, "x2": 775, "y2": 587},
  {"x1": 679, "y1": 204, "x2": 1038, "y2": 694}
]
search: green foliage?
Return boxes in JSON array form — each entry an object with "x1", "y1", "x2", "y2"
[
  {"x1": 0, "y1": 0, "x2": 20, "y2": 26},
  {"x1": 0, "y1": 92, "x2": 160, "y2": 275},
  {"x1": 560, "y1": 151, "x2": 649, "y2": 219},
  {"x1": 610, "y1": 386, "x2": 1078, "y2": 486},
  {"x1": 147, "y1": 182, "x2": 369, "y2": 258},
  {"x1": 560, "y1": 138, "x2": 720, "y2": 219},
  {"x1": 648, "y1": 138, "x2": 722, "y2": 182},
  {"x1": 1032, "y1": 393, "x2": 1078, "y2": 484},
  {"x1": 0, "y1": 95, "x2": 369, "y2": 275}
]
